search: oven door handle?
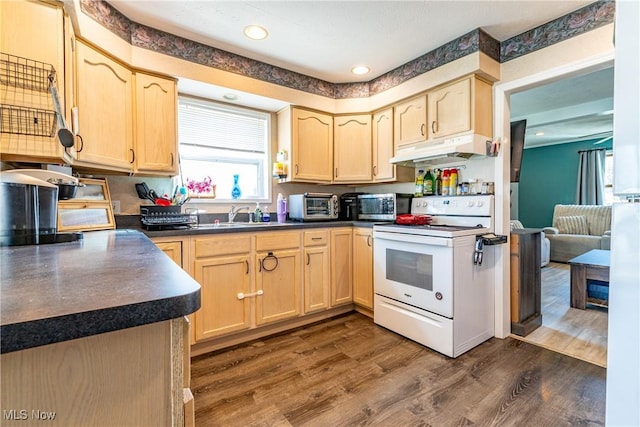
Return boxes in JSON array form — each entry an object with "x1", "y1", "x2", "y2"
[{"x1": 373, "y1": 231, "x2": 453, "y2": 247}]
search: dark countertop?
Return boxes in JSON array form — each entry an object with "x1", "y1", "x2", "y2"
[
  {"x1": 0, "y1": 229, "x2": 201, "y2": 354},
  {"x1": 115, "y1": 216, "x2": 380, "y2": 238}
]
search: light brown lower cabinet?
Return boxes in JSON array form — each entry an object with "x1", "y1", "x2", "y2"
[
  {"x1": 191, "y1": 234, "x2": 253, "y2": 341},
  {"x1": 1, "y1": 318, "x2": 188, "y2": 427},
  {"x1": 255, "y1": 231, "x2": 302, "y2": 325},
  {"x1": 353, "y1": 227, "x2": 374, "y2": 310},
  {"x1": 303, "y1": 230, "x2": 331, "y2": 313},
  {"x1": 163, "y1": 227, "x2": 373, "y2": 350},
  {"x1": 330, "y1": 228, "x2": 354, "y2": 306},
  {"x1": 153, "y1": 238, "x2": 184, "y2": 267}
]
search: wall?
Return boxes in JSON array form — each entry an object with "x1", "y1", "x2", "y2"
[{"x1": 516, "y1": 138, "x2": 612, "y2": 228}]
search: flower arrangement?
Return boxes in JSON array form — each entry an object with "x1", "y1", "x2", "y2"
[{"x1": 186, "y1": 176, "x2": 216, "y2": 197}]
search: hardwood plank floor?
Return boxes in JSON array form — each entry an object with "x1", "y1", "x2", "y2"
[
  {"x1": 192, "y1": 313, "x2": 606, "y2": 426},
  {"x1": 511, "y1": 262, "x2": 608, "y2": 367}
]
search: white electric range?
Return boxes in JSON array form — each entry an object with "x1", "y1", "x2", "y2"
[{"x1": 373, "y1": 195, "x2": 498, "y2": 358}]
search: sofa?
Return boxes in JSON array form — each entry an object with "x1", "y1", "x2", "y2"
[
  {"x1": 543, "y1": 204, "x2": 612, "y2": 263},
  {"x1": 510, "y1": 220, "x2": 550, "y2": 267}
]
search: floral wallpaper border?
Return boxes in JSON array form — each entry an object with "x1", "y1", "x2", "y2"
[{"x1": 80, "y1": 0, "x2": 614, "y2": 100}]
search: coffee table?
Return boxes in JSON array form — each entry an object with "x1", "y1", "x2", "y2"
[{"x1": 568, "y1": 249, "x2": 610, "y2": 309}]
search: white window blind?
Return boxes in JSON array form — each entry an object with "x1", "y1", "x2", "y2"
[{"x1": 179, "y1": 98, "x2": 267, "y2": 153}]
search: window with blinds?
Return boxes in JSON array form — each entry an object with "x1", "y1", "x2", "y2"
[{"x1": 178, "y1": 97, "x2": 270, "y2": 200}]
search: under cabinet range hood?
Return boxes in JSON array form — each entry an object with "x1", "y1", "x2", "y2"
[{"x1": 390, "y1": 134, "x2": 492, "y2": 166}]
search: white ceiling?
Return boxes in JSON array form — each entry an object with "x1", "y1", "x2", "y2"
[
  {"x1": 108, "y1": 0, "x2": 612, "y2": 147},
  {"x1": 511, "y1": 67, "x2": 614, "y2": 148}
]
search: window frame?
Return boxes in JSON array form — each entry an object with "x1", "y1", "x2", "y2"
[{"x1": 177, "y1": 95, "x2": 272, "y2": 204}]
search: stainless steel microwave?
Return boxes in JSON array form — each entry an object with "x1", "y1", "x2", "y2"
[
  {"x1": 289, "y1": 193, "x2": 339, "y2": 221},
  {"x1": 357, "y1": 193, "x2": 412, "y2": 221}
]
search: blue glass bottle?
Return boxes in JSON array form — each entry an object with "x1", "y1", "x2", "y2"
[{"x1": 231, "y1": 174, "x2": 242, "y2": 199}]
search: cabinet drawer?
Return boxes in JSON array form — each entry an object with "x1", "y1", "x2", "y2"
[
  {"x1": 303, "y1": 230, "x2": 329, "y2": 246},
  {"x1": 194, "y1": 235, "x2": 252, "y2": 258},
  {"x1": 256, "y1": 231, "x2": 300, "y2": 251}
]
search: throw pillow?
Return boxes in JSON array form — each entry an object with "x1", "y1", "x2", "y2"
[
  {"x1": 510, "y1": 220, "x2": 524, "y2": 231},
  {"x1": 555, "y1": 215, "x2": 589, "y2": 235}
]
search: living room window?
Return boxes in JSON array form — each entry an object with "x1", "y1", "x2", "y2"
[{"x1": 178, "y1": 96, "x2": 270, "y2": 201}]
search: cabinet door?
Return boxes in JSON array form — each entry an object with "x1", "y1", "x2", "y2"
[
  {"x1": 304, "y1": 245, "x2": 330, "y2": 313},
  {"x1": 154, "y1": 241, "x2": 182, "y2": 267},
  {"x1": 134, "y1": 72, "x2": 177, "y2": 174},
  {"x1": 0, "y1": 0, "x2": 69, "y2": 163},
  {"x1": 193, "y1": 255, "x2": 252, "y2": 340},
  {"x1": 330, "y1": 228, "x2": 353, "y2": 306},
  {"x1": 353, "y1": 228, "x2": 374, "y2": 309},
  {"x1": 333, "y1": 114, "x2": 372, "y2": 182},
  {"x1": 372, "y1": 108, "x2": 395, "y2": 182},
  {"x1": 75, "y1": 40, "x2": 133, "y2": 171},
  {"x1": 255, "y1": 249, "x2": 301, "y2": 325},
  {"x1": 291, "y1": 108, "x2": 333, "y2": 182},
  {"x1": 428, "y1": 77, "x2": 471, "y2": 139},
  {"x1": 393, "y1": 95, "x2": 427, "y2": 149}
]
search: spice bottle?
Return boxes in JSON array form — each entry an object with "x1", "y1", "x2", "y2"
[
  {"x1": 415, "y1": 169, "x2": 425, "y2": 196},
  {"x1": 435, "y1": 169, "x2": 442, "y2": 195},
  {"x1": 449, "y1": 168, "x2": 458, "y2": 195},
  {"x1": 442, "y1": 169, "x2": 450, "y2": 196},
  {"x1": 423, "y1": 169, "x2": 434, "y2": 195}
]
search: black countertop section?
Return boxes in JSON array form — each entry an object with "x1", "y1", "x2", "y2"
[
  {"x1": 115, "y1": 215, "x2": 380, "y2": 238},
  {"x1": 0, "y1": 229, "x2": 201, "y2": 354}
]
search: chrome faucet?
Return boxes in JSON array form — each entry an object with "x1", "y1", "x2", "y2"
[{"x1": 228, "y1": 205, "x2": 249, "y2": 223}]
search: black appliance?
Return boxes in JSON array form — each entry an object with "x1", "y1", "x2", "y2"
[
  {"x1": 0, "y1": 172, "x2": 82, "y2": 246},
  {"x1": 510, "y1": 120, "x2": 527, "y2": 183},
  {"x1": 339, "y1": 192, "x2": 364, "y2": 220}
]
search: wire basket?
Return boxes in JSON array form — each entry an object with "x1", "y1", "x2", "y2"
[
  {"x1": 0, "y1": 52, "x2": 56, "y2": 92},
  {"x1": 0, "y1": 104, "x2": 56, "y2": 137}
]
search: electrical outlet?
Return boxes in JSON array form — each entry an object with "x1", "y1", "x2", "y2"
[{"x1": 112, "y1": 200, "x2": 121, "y2": 214}]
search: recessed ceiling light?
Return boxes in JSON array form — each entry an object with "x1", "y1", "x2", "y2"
[
  {"x1": 243, "y1": 25, "x2": 268, "y2": 40},
  {"x1": 223, "y1": 93, "x2": 238, "y2": 101},
  {"x1": 535, "y1": 131, "x2": 545, "y2": 136},
  {"x1": 351, "y1": 66, "x2": 370, "y2": 75}
]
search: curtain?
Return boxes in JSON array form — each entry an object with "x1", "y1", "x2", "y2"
[{"x1": 576, "y1": 149, "x2": 605, "y2": 205}]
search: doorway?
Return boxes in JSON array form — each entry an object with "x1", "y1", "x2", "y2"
[{"x1": 493, "y1": 53, "x2": 614, "y2": 367}]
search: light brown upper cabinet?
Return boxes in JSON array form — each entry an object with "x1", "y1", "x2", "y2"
[
  {"x1": 74, "y1": 39, "x2": 179, "y2": 175},
  {"x1": 0, "y1": 0, "x2": 72, "y2": 164},
  {"x1": 134, "y1": 72, "x2": 178, "y2": 174},
  {"x1": 427, "y1": 75, "x2": 493, "y2": 140},
  {"x1": 333, "y1": 114, "x2": 372, "y2": 182},
  {"x1": 372, "y1": 108, "x2": 414, "y2": 183},
  {"x1": 277, "y1": 106, "x2": 333, "y2": 183},
  {"x1": 393, "y1": 95, "x2": 427, "y2": 149},
  {"x1": 75, "y1": 39, "x2": 134, "y2": 172}
]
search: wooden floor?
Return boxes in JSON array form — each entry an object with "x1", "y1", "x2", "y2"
[
  {"x1": 511, "y1": 262, "x2": 608, "y2": 367},
  {"x1": 192, "y1": 313, "x2": 606, "y2": 426}
]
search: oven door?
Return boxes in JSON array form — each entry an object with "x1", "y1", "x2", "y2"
[{"x1": 373, "y1": 230, "x2": 454, "y2": 318}]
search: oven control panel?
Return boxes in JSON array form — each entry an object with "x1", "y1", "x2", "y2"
[{"x1": 412, "y1": 195, "x2": 494, "y2": 216}]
